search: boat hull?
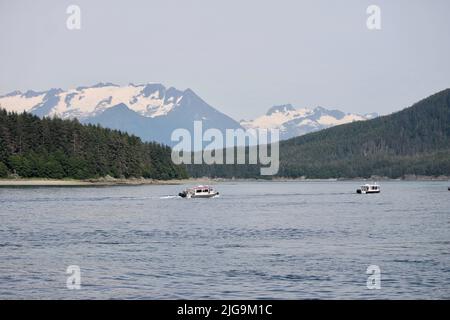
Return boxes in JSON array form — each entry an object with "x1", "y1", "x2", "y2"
[
  {"x1": 179, "y1": 191, "x2": 219, "y2": 198},
  {"x1": 357, "y1": 189, "x2": 380, "y2": 194}
]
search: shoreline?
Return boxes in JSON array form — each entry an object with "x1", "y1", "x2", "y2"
[
  {"x1": 0, "y1": 175, "x2": 449, "y2": 187},
  {"x1": 0, "y1": 177, "x2": 214, "y2": 187}
]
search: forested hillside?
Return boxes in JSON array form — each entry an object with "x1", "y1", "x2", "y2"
[
  {"x1": 187, "y1": 89, "x2": 450, "y2": 179},
  {"x1": 2, "y1": 88, "x2": 449, "y2": 180},
  {"x1": 0, "y1": 109, "x2": 187, "y2": 179}
]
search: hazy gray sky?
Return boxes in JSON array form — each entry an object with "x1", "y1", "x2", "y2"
[{"x1": 1, "y1": 0, "x2": 449, "y2": 120}]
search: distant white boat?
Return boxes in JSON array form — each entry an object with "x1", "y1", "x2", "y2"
[
  {"x1": 179, "y1": 185, "x2": 219, "y2": 199},
  {"x1": 357, "y1": 183, "x2": 380, "y2": 194}
]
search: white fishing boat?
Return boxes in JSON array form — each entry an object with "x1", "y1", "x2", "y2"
[
  {"x1": 357, "y1": 183, "x2": 380, "y2": 194},
  {"x1": 179, "y1": 185, "x2": 219, "y2": 198}
]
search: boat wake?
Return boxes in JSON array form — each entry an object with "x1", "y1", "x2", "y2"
[{"x1": 159, "y1": 195, "x2": 180, "y2": 199}]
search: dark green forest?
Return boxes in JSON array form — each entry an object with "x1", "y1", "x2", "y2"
[
  {"x1": 187, "y1": 88, "x2": 450, "y2": 179},
  {"x1": 0, "y1": 109, "x2": 187, "y2": 179}
]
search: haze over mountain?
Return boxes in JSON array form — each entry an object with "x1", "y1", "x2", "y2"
[{"x1": 0, "y1": 83, "x2": 376, "y2": 146}]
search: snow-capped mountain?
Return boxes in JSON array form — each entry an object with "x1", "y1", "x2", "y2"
[
  {"x1": 0, "y1": 82, "x2": 190, "y2": 120},
  {"x1": 0, "y1": 83, "x2": 377, "y2": 146},
  {"x1": 0, "y1": 83, "x2": 242, "y2": 147},
  {"x1": 241, "y1": 104, "x2": 377, "y2": 140}
]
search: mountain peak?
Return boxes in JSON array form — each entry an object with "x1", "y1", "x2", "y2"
[
  {"x1": 183, "y1": 88, "x2": 197, "y2": 96},
  {"x1": 182, "y1": 88, "x2": 205, "y2": 104},
  {"x1": 22, "y1": 90, "x2": 43, "y2": 98},
  {"x1": 141, "y1": 83, "x2": 166, "y2": 98},
  {"x1": 242, "y1": 104, "x2": 376, "y2": 141},
  {"x1": 266, "y1": 104, "x2": 295, "y2": 116},
  {"x1": 1, "y1": 90, "x2": 22, "y2": 98},
  {"x1": 93, "y1": 82, "x2": 119, "y2": 88},
  {"x1": 0, "y1": 82, "x2": 243, "y2": 146},
  {"x1": 312, "y1": 106, "x2": 346, "y2": 120}
]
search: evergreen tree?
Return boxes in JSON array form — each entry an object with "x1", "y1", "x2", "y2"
[{"x1": 0, "y1": 161, "x2": 8, "y2": 177}]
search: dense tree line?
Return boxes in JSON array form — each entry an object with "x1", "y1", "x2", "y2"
[
  {"x1": 0, "y1": 109, "x2": 187, "y2": 179},
  {"x1": 187, "y1": 89, "x2": 450, "y2": 179}
]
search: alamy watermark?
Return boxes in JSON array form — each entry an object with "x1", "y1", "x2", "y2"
[
  {"x1": 367, "y1": 5, "x2": 381, "y2": 30},
  {"x1": 66, "y1": 265, "x2": 81, "y2": 290},
  {"x1": 171, "y1": 121, "x2": 280, "y2": 176},
  {"x1": 66, "y1": 5, "x2": 81, "y2": 30},
  {"x1": 366, "y1": 265, "x2": 381, "y2": 289}
]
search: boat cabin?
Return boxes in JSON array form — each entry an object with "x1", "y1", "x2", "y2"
[{"x1": 357, "y1": 183, "x2": 381, "y2": 194}]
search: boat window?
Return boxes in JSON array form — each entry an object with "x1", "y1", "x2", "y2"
[
  {"x1": 196, "y1": 189, "x2": 201, "y2": 193},
  {"x1": 203, "y1": 189, "x2": 209, "y2": 193}
]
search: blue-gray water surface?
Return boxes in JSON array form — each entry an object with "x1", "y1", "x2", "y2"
[{"x1": 0, "y1": 181, "x2": 449, "y2": 299}]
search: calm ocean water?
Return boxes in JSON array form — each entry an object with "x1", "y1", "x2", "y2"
[{"x1": 0, "y1": 181, "x2": 449, "y2": 299}]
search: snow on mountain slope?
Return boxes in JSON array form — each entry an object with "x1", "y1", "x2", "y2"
[
  {"x1": 240, "y1": 104, "x2": 313, "y2": 129},
  {"x1": 0, "y1": 83, "x2": 243, "y2": 146},
  {"x1": 0, "y1": 84, "x2": 378, "y2": 145},
  {"x1": 241, "y1": 104, "x2": 377, "y2": 140},
  {"x1": 82, "y1": 87, "x2": 243, "y2": 147},
  {"x1": 0, "y1": 90, "x2": 47, "y2": 113},
  {"x1": 0, "y1": 82, "x2": 185, "y2": 120}
]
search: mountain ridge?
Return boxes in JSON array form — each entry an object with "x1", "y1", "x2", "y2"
[
  {"x1": 241, "y1": 104, "x2": 377, "y2": 140},
  {"x1": 187, "y1": 88, "x2": 450, "y2": 179},
  {"x1": 0, "y1": 82, "x2": 377, "y2": 145},
  {"x1": 0, "y1": 83, "x2": 243, "y2": 146}
]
